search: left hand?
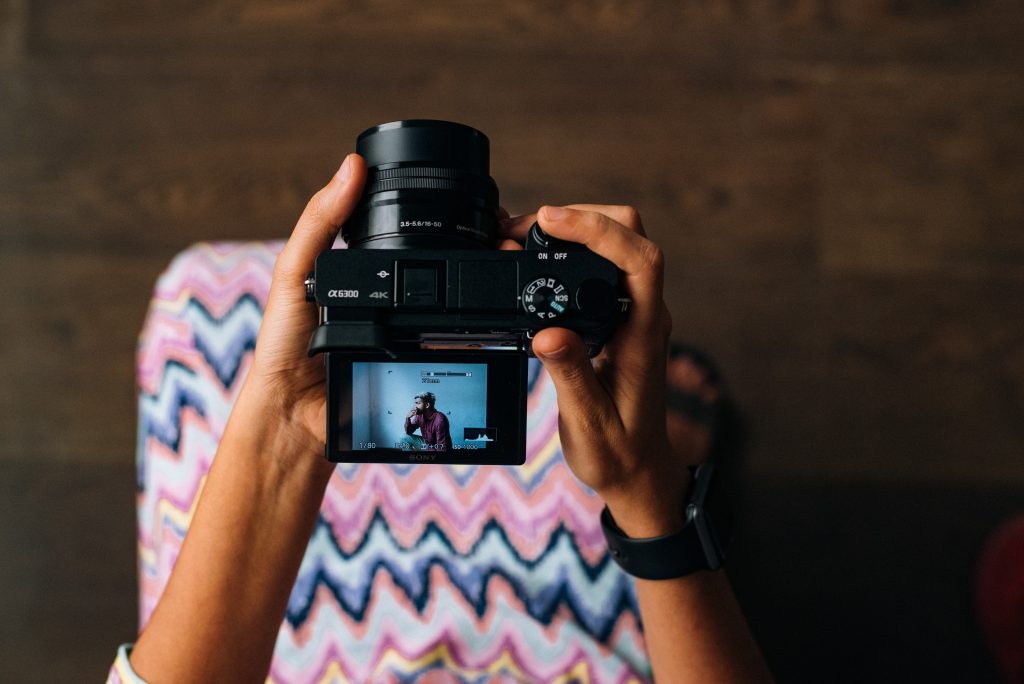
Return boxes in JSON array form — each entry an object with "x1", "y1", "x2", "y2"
[
  {"x1": 237, "y1": 153, "x2": 516, "y2": 469},
  {"x1": 234, "y1": 153, "x2": 368, "y2": 470}
]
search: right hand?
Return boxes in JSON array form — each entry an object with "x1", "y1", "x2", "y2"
[
  {"x1": 407, "y1": 408, "x2": 418, "y2": 419},
  {"x1": 498, "y1": 204, "x2": 685, "y2": 538}
]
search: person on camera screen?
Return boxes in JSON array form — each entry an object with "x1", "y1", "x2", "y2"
[{"x1": 400, "y1": 391, "x2": 452, "y2": 451}]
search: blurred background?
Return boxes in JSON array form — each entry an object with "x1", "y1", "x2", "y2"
[{"x1": 1, "y1": 2, "x2": 1022, "y2": 682}]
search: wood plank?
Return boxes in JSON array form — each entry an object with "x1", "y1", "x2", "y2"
[
  {"x1": 23, "y1": 0, "x2": 1024, "y2": 69},
  {"x1": 662, "y1": 272, "x2": 1024, "y2": 482},
  {"x1": 819, "y1": 68, "x2": 1024, "y2": 277},
  {"x1": 0, "y1": 250, "x2": 164, "y2": 464},
  {"x1": 0, "y1": 459, "x2": 137, "y2": 683},
  {"x1": 0, "y1": 59, "x2": 821, "y2": 274},
  {"x1": 0, "y1": 0, "x2": 27, "y2": 66}
]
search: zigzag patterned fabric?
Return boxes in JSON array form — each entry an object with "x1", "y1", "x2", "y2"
[{"x1": 125, "y1": 242, "x2": 652, "y2": 683}]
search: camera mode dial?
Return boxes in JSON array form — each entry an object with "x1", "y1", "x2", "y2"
[{"x1": 522, "y1": 276, "x2": 570, "y2": 322}]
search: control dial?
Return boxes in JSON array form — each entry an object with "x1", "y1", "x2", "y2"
[{"x1": 522, "y1": 276, "x2": 570, "y2": 321}]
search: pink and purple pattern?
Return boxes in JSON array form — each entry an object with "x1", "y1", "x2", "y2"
[{"x1": 131, "y1": 242, "x2": 652, "y2": 683}]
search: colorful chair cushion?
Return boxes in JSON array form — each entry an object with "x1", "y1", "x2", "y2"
[{"x1": 129, "y1": 242, "x2": 651, "y2": 683}]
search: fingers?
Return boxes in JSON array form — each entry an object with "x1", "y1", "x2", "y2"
[
  {"x1": 524, "y1": 205, "x2": 669, "y2": 422},
  {"x1": 497, "y1": 203, "x2": 645, "y2": 242},
  {"x1": 497, "y1": 238, "x2": 523, "y2": 251},
  {"x1": 536, "y1": 206, "x2": 664, "y2": 333},
  {"x1": 273, "y1": 154, "x2": 367, "y2": 286},
  {"x1": 532, "y1": 327, "x2": 620, "y2": 433},
  {"x1": 498, "y1": 203, "x2": 668, "y2": 372},
  {"x1": 497, "y1": 204, "x2": 662, "y2": 330},
  {"x1": 496, "y1": 211, "x2": 536, "y2": 242},
  {"x1": 562, "y1": 204, "x2": 646, "y2": 236}
]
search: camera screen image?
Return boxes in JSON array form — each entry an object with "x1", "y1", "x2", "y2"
[
  {"x1": 351, "y1": 362, "x2": 491, "y2": 452},
  {"x1": 327, "y1": 351, "x2": 527, "y2": 464},
  {"x1": 464, "y1": 427, "x2": 498, "y2": 442}
]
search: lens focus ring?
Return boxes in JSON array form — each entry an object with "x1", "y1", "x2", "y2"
[
  {"x1": 372, "y1": 166, "x2": 479, "y2": 181},
  {"x1": 367, "y1": 175, "x2": 497, "y2": 203}
]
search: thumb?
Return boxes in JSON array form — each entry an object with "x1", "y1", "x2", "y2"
[
  {"x1": 533, "y1": 328, "x2": 616, "y2": 429},
  {"x1": 274, "y1": 153, "x2": 367, "y2": 282},
  {"x1": 255, "y1": 154, "x2": 366, "y2": 367}
]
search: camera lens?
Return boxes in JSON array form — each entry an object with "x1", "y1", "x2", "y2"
[{"x1": 344, "y1": 120, "x2": 499, "y2": 250}]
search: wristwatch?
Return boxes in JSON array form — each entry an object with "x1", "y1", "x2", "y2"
[{"x1": 600, "y1": 463, "x2": 733, "y2": 580}]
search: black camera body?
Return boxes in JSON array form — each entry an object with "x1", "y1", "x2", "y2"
[
  {"x1": 306, "y1": 120, "x2": 628, "y2": 465},
  {"x1": 307, "y1": 226, "x2": 626, "y2": 359}
]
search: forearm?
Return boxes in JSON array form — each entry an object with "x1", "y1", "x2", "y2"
[
  {"x1": 607, "y1": 485, "x2": 773, "y2": 684},
  {"x1": 634, "y1": 571, "x2": 772, "y2": 683},
  {"x1": 130, "y1": 386, "x2": 334, "y2": 683}
]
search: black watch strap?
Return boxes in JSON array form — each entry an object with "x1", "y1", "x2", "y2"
[
  {"x1": 600, "y1": 463, "x2": 731, "y2": 580},
  {"x1": 601, "y1": 506, "x2": 711, "y2": 580}
]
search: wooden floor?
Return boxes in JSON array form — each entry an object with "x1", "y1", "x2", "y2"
[{"x1": 1, "y1": 2, "x2": 1021, "y2": 681}]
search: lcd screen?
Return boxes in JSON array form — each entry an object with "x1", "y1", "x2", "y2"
[{"x1": 326, "y1": 352, "x2": 527, "y2": 465}]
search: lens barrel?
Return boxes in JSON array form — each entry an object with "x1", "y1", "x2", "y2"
[{"x1": 344, "y1": 120, "x2": 499, "y2": 250}]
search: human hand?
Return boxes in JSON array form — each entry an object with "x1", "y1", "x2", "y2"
[
  {"x1": 235, "y1": 153, "x2": 515, "y2": 470},
  {"x1": 499, "y1": 205, "x2": 689, "y2": 538},
  {"x1": 233, "y1": 154, "x2": 368, "y2": 472}
]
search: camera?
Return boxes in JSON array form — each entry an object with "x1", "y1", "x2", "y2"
[{"x1": 306, "y1": 120, "x2": 629, "y2": 465}]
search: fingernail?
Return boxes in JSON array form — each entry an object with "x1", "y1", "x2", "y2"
[
  {"x1": 337, "y1": 155, "x2": 352, "y2": 184},
  {"x1": 543, "y1": 206, "x2": 566, "y2": 221},
  {"x1": 537, "y1": 345, "x2": 569, "y2": 360}
]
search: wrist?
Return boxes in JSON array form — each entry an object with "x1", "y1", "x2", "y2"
[
  {"x1": 603, "y1": 463, "x2": 732, "y2": 582},
  {"x1": 602, "y1": 468, "x2": 693, "y2": 538},
  {"x1": 225, "y1": 382, "x2": 335, "y2": 492}
]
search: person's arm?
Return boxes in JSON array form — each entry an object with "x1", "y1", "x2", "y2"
[
  {"x1": 123, "y1": 156, "x2": 520, "y2": 682},
  {"x1": 405, "y1": 414, "x2": 418, "y2": 435},
  {"x1": 605, "y1": 478, "x2": 772, "y2": 682},
  {"x1": 129, "y1": 391, "x2": 333, "y2": 683},
  {"x1": 501, "y1": 205, "x2": 773, "y2": 683},
  {"x1": 128, "y1": 154, "x2": 368, "y2": 683}
]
